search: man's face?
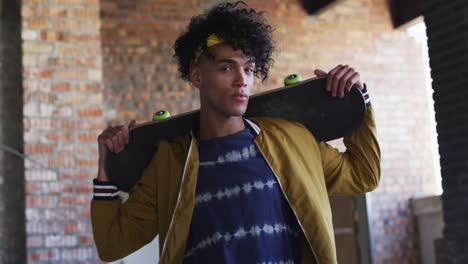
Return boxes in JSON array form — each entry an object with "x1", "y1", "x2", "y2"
[{"x1": 190, "y1": 43, "x2": 255, "y2": 118}]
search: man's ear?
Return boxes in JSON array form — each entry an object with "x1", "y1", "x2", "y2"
[{"x1": 189, "y1": 64, "x2": 202, "y2": 89}]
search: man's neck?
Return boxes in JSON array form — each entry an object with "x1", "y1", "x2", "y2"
[{"x1": 199, "y1": 110, "x2": 245, "y2": 140}]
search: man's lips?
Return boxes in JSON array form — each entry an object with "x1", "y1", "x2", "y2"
[{"x1": 232, "y1": 93, "x2": 249, "y2": 102}]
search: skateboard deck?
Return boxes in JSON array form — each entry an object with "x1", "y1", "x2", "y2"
[{"x1": 105, "y1": 76, "x2": 366, "y2": 192}]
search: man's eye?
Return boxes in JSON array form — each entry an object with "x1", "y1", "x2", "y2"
[
  {"x1": 245, "y1": 68, "x2": 255, "y2": 74},
  {"x1": 220, "y1": 66, "x2": 231, "y2": 71}
]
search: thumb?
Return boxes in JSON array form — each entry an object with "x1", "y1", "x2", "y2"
[
  {"x1": 314, "y1": 69, "x2": 327, "y2": 77},
  {"x1": 128, "y1": 119, "x2": 137, "y2": 129}
]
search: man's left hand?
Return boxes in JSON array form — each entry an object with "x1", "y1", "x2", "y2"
[{"x1": 314, "y1": 65, "x2": 363, "y2": 98}]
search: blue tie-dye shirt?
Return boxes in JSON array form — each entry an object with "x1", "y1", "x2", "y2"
[{"x1": 184, "y1": 128, "x2": 302, "y2": 264}]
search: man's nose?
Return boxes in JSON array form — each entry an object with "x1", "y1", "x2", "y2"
[{"x1": 234, "y1": 68, "x2": 247, "y2": 87}]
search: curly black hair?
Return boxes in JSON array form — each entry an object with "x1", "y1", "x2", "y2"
[{"x1": 173, "y1": 1, "x2": 275, "y2": 82}]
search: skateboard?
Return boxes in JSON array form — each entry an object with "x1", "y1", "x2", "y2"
[{"x1": 105, "y1": 76, "x2": 367, "y2": 192}]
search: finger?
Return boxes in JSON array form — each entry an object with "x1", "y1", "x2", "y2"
[
  {"x1": 328, "y1": 64, "x2": 344, "y2": 75},
  {"x1": 122, "y1": 124, "x2": 129, "y2": 144},
  {"x1": 345, "y1": 72, "x2": 360, "y2": 93},
  {"x1": 105, "y1": 138, "x2": 115, "y2": 153},
  {"x1": 111, "y1": 135, "x2": 120, "y2": 153},
  {"x1": 104, "y1": 126, "x2": 122, "y2": 135},
  {"x1": 129, "y1": 120, "x2": 137, "y2": 129},
  {"x1": 116, "y1": 131, "x2": 125, "y2": 152},
  {"x1": 97, "y1": 132, "x2": 107, "y2": 145},
  {"x1": 356, "y1": 78, "x2": 363, "y2": 90},
  {"x1": 100, "y1": 125, "x2": 122, "y2": 152},
  {"x1": 97, "y1": 133, "x2": 108, "y2": 157},
  {"x1": 99, "y1": 129, "x2": 116, "y2": 146},
  {"x1": 327, "y1": 65, "x2": 343, "y2": 92},
  {"x1": 103, "y1": 127, "x2": 124, "y2": 153},
  {"x1": 314, "y1": 69, "x2": 327, "y2": 77},
  {"x1": 331, "y1": 65, "x2": 349, "y2": 97},
  {"x1": 338, "y1": 68, "x2": 355, "y2": 97}
]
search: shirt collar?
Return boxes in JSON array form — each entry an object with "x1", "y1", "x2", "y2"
[{"x1": 190, "y1": 117, "x2": 261, "y2": 138}]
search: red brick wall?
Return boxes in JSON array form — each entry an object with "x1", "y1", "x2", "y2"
[
  {"x1": 21, "y1": 0, "x2": 440, "y2": 262},
  {"x1": 21, "y1": 0, "x2": 103, "y2": 262},
  {"x1": 100, "y1": 0, "x2": 201, "y2": 124}
]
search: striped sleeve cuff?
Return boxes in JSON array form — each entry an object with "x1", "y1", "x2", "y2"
[
  {"x1": 360, "y1": 83, "x2": 371, "y2": 108},
  {"x1": 93, "y1": 179, "x2": 120, "y2": 200}
]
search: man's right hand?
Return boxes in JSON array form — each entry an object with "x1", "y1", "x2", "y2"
[{"x1": 96, "y1": 120, "x2": 137, "y2": 182}]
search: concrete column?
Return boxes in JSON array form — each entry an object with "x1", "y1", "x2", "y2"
[
  {"x1": 424, "y1": 0, "x2": 468, "y2": 262},
  {"x1": 0, "y1": 0, "x2": 26, "y2": 263}
]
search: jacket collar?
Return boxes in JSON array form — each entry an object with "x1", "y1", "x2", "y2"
[{"x1": 244, "y1": 118, "x2": 261, "y2": 135}]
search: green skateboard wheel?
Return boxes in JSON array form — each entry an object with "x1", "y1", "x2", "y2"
[
  {"x1": 284, "y1": 74, "x2": 302, "y2": 86},
  {"x1": 153, "y1": 110, "x2": 170, "y2": 121}
]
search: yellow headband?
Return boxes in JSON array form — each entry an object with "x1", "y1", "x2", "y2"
[{"x1": 193, "y1": 33, "x2": 224, "y2": 64}]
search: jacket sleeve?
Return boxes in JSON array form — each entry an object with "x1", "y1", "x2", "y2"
[
  {"x1": 319, "y1": 106, "x2": 381, "y2": 195},
  {"x1": 90, "y1": 151, "x2": 159, "y2": 261}
]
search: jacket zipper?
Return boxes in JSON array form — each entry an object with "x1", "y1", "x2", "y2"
[
  {"x1": 255, "y1": 142, "x2": 320, "y2": 264},
  {"x1": 159, "y1": 138, "x2": 194, "y2": 260}
]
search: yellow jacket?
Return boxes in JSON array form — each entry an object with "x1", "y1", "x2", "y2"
[{"x1": 91, "y1": 107, "x2": 380, "y2": 264}]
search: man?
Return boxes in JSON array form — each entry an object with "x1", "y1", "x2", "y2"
[{"x1": 91, "y1": 2, "x2": 380, "y2": 264}]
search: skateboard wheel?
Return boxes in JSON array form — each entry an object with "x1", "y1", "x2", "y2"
[
  {"x1": 153, "y1": 110, "x2": 170, "y2": 121},
  {"x1": 284, "y1": 74, "x2": 302, "y2": 86}
]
